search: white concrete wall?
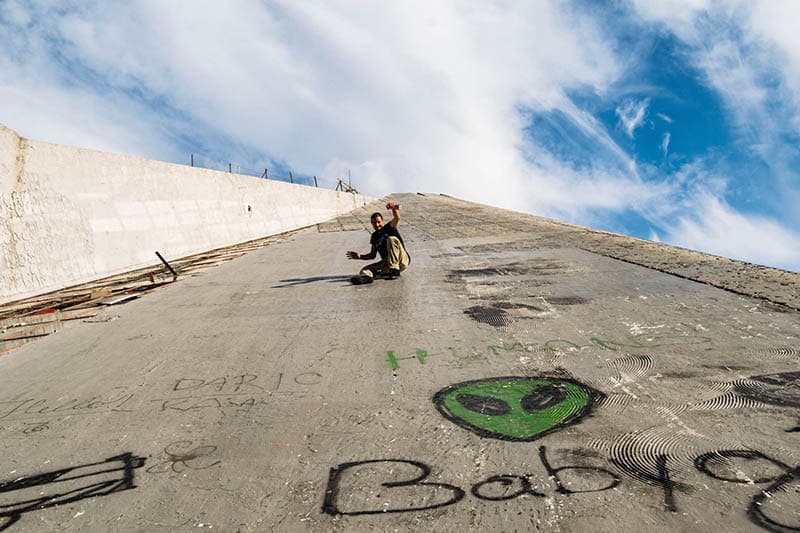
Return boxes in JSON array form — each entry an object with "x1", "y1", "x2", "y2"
[{"x1": 0, "y1": 123, "x2": 373, "y2": 304}]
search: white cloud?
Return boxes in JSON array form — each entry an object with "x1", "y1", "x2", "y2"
[
  {"x1": 648, "y1": 229, "x2": 662, "y2": 242},
  {"x1": 656, "y1": 113, "x2": 673, "y2": 124},
  {"x1": 636, "y1": 156, "x2": 799, "y2": 271},
  {"x1": 665, "y1": 193, "x2": 800, "y2": 271},
  {"x1": 615, "y1": 98, "x2": 649, "y2": 138},
  {"x1": 633, "y1": 0, "x2": 800, "y2": 132},
  {"x1": 1, "y1": 0, "x2": 33, "y2": 26},
  {"x1": 0, "y1": 53, "x2": 168, "y2": 158},
  {"x1": 630, "y1": 0, "x2": 713, "y2": 37},
  {"x1": 2, "y1": 1, "x2": 798, "y2": 271},
  {"x1": 629, "y1": 0, "x2": 800, "y2": 227},
  {"x1": 1, "y1": 0, "x2": 630, "y2": 215},
  {"x1": 748, "y1": 1, "x2": 800, "y2": 118},
  {"x1": 698, "y1": 39, "x2": 769, "y2": 140},
  {"x1": 516, "y1": 144, "x2": 665, "y2": 223},
  {"x1": 661, "y1": 132, "x2": 671, "y2": 156}
]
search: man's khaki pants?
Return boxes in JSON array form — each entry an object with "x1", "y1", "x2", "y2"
[{"x1": 360, "y1": 237, "x2": 410, "y2": 278}]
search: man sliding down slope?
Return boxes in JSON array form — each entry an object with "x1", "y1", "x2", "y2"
[{"x1": 346, "y1": 202, "x2": 410, "y2": 284}]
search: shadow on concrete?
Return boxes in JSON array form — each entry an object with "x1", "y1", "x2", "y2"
[{"x1": 272, "y1": 275, "x2": 354, "y2": 288}]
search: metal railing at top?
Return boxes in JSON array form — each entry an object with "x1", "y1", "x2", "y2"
[
  {"x1": 188, "y1": 152, "x2": 319, "y2": 188},
  {"x1": 335, "y1": 178, "x2": 359, "y2": 194}
]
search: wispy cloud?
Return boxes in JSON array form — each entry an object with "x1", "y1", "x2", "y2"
[
  {"x1": 615, "y1": 98, "x2": 650, "y2": 138},
  {"x1": 631, "y1": 157, "x2": 800, "y2": 271},
  {"x1": 661, "y1": 132, "x2": 671, "y2": 156},
  {"x1": 631, "y1": 0, "x2": 800, "y2": 225},
  {"x1": 665, "y1": 193, "x2": 800, "y2": 271}
]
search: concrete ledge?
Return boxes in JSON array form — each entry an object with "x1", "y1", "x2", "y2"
[{"x1": 0, "y1": 123, "x2": 373, "y2": 303}]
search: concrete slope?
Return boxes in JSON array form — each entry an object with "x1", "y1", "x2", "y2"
[{"x1": 0, "y1": 193, "x2": 798, "y2": 532}]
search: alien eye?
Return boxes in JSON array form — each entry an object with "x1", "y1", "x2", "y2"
[
  {"x1": 456, "y1": 394, "x2": 512, "y2": 416},
  {"x1": 520, "y1": 384, "x2": 567, "y2": 413}
]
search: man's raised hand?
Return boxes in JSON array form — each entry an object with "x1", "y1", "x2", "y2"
[{"x1": 386, "y1": 202, "x2": 399, "y2": 210}]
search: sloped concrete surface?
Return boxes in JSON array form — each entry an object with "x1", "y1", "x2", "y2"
[{"x1": 0, "y1": 193, "x2": 798, "y2": 532}]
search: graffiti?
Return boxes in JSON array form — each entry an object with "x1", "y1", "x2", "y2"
[
  {"x1": 543, "y1": 339, "x2": 584, "y2": 351},
  {"x1": 431, "y1": 370, "x2": 797, "y2": 525},
  {"x1": 694, "y1": 449, "x2": 791, "y2": 484},
  {"x1": 471, "y1": 475, "x2": 544, "y2": 500},
  {"x1": 537, "y1": 446, "x2": 620, "y2": 494},
  {"x1": 323, "y1": 448, "x2": 797, "y2": 529},
  {"x1": 171, "y1": 372, "x2": 322, "y2": 394},
  {"x1": 322, "y1": 447, "x2": 619, "y2": 515},
  {"x1": 21, "y1": 422, "x2": 49, "y2": 435},
  {"x1": 152, "y1": 396, "x2": 270, "y2": 413},
  {"x1": 611, "y1": 454, "x2": 679, "y2": 513},
  {"x1": 173, "y1": 374, "x2": 266, "y2": 393},
  {"x1": 749, "y1": 468, "x2": 800, "y2": 532},
  {"x1": 385, "y1": 342, "x2": 542, "y2": 369},
  {"x1": 695, "y1": 450, "x2": 800, "y2": 532},
  {"x1": 152, "y1": 372, "x2": 323, "y2": 413},
  {"x1": 322, "y1": 459, "x2": 465, "y2": 515},
  {"x1": 386, "y1": 349, "x2": 429, "y2": 368},
  {"x1": 586, "y1": 334, "x2": 711, "y2": 352},
  {"x1": 0, "y1": 373, "x2": 324, "y2": 420},
  {"x1": 384, "y1": 333, "x2": 710, "y2": 369},
  {"x1": 146, "y1": 441, "x2": 221, "y2": 474},
  {"x1": 433, "y1": 377, "x2": 602, "y2": 441},
  {"x1": 0, "y1": 389, "x2": 135, "y2": 422},
  {"x1": 0, "y1": 452, "x2": 145, "y2": 531}
]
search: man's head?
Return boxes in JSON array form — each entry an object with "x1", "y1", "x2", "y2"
[{"x1": 370, "y1": 212, "x2": 384, "y2": 230}]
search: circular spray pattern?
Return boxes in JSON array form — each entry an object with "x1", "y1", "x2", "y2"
[
  {"x1": 753, "y1": 346, "x2": 798, "y2": 361},
  {"x1": 705, "y1": 380, "x2": 734, "y2": 394},
  {"x1": 595, "y1": 393, "x2": 635, "y2": 414},
  {"x1": 607, "y1": 427, "x2": 705, "y2": 486},
  {"x1": 689, "y1": 391, "x2": 766, "y2": 411},
  {"x1": 606, "y1": 353, "x2": 655, "y2": 380}
]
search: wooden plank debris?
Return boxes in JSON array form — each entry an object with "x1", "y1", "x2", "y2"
[
  {"x1": 0, "y1": 227, "x2": 300, "y2": 356},
  {"x1": 98, "y1": 294, "x2": 139, "y2": 306}
]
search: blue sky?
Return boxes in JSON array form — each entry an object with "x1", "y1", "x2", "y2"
[{"x1": 1, "y1": 0, "x2": 799, "y2": 271}]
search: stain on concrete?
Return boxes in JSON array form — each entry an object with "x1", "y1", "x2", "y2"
[
  {"x1": 464, "y1": 305, "x2": 513, "y2": 330},
  {"x1": 545, "y1": 296, "x2": 589, "y2": 305}
]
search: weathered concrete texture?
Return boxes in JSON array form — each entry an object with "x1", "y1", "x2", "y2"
[
  {"x1": 0, "y1": 123, "x2": 373, "y2": 304},
  {"x1": 423, "y1": 194, "x2": 800, "y2": 310},
  {"x1": 0, "y1": 193, "x2": 798, "y2": 532}
]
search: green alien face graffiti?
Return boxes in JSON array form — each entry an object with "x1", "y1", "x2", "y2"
[{"x1": 433, "y1": 376, "x2": 602, "y2": 441}]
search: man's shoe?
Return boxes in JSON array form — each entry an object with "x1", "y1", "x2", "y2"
[
  {"x1": 350, "y1": 275, "x2": 373, "y2": 285},
  {"x1": 387, "y1": 268, "x2": 401, "y2": 279}
]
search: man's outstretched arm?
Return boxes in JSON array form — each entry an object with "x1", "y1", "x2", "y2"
[
  {"x1": 347, "y1": 245, "x2": 377, "y2": 260},
  {"x1": 387, "y1": 202, "x2": 400, "y2": 228}
]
